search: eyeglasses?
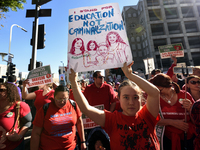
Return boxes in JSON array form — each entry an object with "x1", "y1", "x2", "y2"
[
  {"x1": 55, "y1": 98, "x2": 68, "y2": 102},
  {"x1": 190, "y1": 80, "x2": 200, "y2": 85},
  {"x1": 97, "y1": 76, "x2": 104, "y2": 79},
  {"x1": 0, "y1": 89, "x2": 7, "y2": 92}
]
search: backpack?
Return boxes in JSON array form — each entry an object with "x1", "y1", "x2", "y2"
[{"x1": 43, "y1": 99, "x2": 76, "y2": 116}]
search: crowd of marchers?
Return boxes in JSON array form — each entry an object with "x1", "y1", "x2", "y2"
[{"x1": 0, "y1": 57, "x2": 200, "y2": 150}]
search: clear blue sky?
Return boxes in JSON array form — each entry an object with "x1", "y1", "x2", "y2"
[{"x1": 0, "y1": 0, "x2": 137, "y2": 74}]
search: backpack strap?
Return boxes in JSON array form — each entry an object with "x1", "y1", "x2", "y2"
[
  {"x1": 43, "y1": 103, "x2": 50, "y2": 116},
  {"x1": 69, "y1": 99, "x2": 76, "y2": 111},
  {"x1": 43, "y1": 100, "x2": 76, "y2": 117},
  {"x1": 12, "y1": 101, "x2": 21, "y2": 132}
]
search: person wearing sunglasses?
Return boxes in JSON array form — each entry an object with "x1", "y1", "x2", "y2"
[
  {"x1": 149, "y1": 73, "x2": 196, "y2": 150},
  {"x1": 82, "y1": 71, "x2": 117, "y2": 149},
  {"x1": 0, "y1": 83, "x2": 32, "y2": 150},
  {"x1": 186, "y1": 75, "x2": 200, "y2": 101},
  {"x1": 30, "y1": 85, "x2": 86, "y2": 150}
]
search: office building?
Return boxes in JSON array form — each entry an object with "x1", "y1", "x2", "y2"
[{"x1": 122, "y1": 0, "x2": 200, "y2": 74}]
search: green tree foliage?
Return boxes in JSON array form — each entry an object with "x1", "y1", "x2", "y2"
[
  {"x1": 0, "y1": 0, "x2": 26, "y2": 12},
  {"x1": 0, "y1": 0, "x2": 26, "y2": 29}
]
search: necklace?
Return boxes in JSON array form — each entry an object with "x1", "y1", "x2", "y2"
[{"x1": 161, "y1": 91, "x2": 174, "y2": 104}]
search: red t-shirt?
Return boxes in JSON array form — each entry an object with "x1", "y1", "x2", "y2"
[
  {"x1": 0, "y1": 102, "x2": 31, "y2": 150},
  {"x1": 103, "y1": 105, "x2": 160, "y2": 150},
  {"x1": 34, "y1": 89, "x2": 54, "y2": 111},
  {"x1": 83, "y1": 83, "x2": 116, "y2": 111},
  {"x1": 160, "y1": 90, "x2": 195, "y2": 139},
  {"x1": 33, "y1": 100, "x2": 82, "y2": 150}
]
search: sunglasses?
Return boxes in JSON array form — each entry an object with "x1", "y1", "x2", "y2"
[
  {"x1": 98, "y1": 76, "x2": 104, "y2": 79},
  {"x1": 0, "y1": 89, "x2": 7, "y2": 92},
  {"x1": 190, "y1": 80, "x2": 200, "y2": 85}
]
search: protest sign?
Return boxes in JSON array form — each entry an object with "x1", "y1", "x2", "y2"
[
  {"x1": 67, "y1": 3, "x2": 133, "y2": 73},
  {"x1": 82, "y1": 104, "x2": 104, "y2": 129},
  {"x1": 26, "y1": 65, "x2": 53, "y2": 88},
  {"x1": 158, "y1": 43, "x2": 184, "y2": 59},
  {"x1": 155, "y1": 107, "x2": 165, "y2": 150},
  {"x1": 143, "y1": 57, "x2": 155, "y2": 75}
]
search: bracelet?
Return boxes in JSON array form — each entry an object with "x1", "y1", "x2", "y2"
[{"x1": 81, "y1": 141, "x2": 86, "y2": 143}]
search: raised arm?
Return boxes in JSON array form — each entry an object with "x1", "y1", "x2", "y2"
[
  {"x1": 122, "y1": 62, "x2": 160, "y2": 118},
  {"x1": 22, "y1": 79, "x2": 36, "y2": 100},
  {"x1": 69, "y1": 69, "x2": 106, "y2": 127}
]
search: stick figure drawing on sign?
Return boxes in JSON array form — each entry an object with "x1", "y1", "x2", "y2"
[
  {"x1": 106, "y1": 31, "x2": 128, "y2": 63},
  {"x1": 83, "y1": 40, "x2": 99, "y2": 67}
]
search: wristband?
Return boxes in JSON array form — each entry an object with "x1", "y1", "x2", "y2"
[{"x1": 81, "y1": 141, "x2": 86, "y2": 143}]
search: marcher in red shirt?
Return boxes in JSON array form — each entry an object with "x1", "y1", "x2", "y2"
[
  {"x1": 83, "y1": 71, "x2": 116, "y2": 112},
  {"x1": 0, "y1": 83, "x2": 32, "y2": 150},
  {"x1": 30, "y1": 85, "x2": 86, "y2": 150},
  {"x1": 69, "y1": 62, "x2": 160, "y2": 150},
  {"x1": 22, "y1": 80, "x2": 54, "y2": 112},
  {"x1": 150, "y1": 73, "x2": 196, "y2": 150}
]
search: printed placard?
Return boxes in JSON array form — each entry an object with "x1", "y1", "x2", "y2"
[
  {"x1": 67, "y1": 3, "x2": 133, "y2": 72},
  {"x1": 82, "y1": 104, "x2": 104, "y2": 129},
  {"x1": 26, "y1": 65, "x2": 53, "y2": 88},
  {"x1": 158, "y1": 43, "x2": 184, "y2": 59}
]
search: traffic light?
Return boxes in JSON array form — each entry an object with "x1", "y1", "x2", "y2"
[
  {"x1": 37, "y1": 24, "x2": 46, "y2": 49},
  {"x1": 36, "y1": 61, "x2": 43, "y2": 68},
  {"x1": 9, "y1": 63, "x2": 16, "y2": 75},
  {"x1": 30, "y1": 24, "x2": 46, "y2": 49}
]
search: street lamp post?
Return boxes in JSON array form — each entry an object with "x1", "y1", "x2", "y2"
[
  {"x1": 7, "y1": 24, "x2": 27, "y2": 77},
  {"x1": 60, "y1": 61, "x2": 64, "y2": 73}
]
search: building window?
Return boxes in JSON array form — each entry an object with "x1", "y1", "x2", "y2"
[
  {"x1": 142, "y1": 35, "x2": 144, "y2": 40},
  {"x1": 149, "y1": 9, "x2": 162, "y2": 21},
  {"x1": 138, "y1": 51, "x2": 143, "y2": 57},
  {"x1": 147, "y1": 0, "x2": 160, "y2": 6},
  {"x1": 151, "y1": 23, "x2": 165, "y2": 36},
  {"x1": 165, "y1": 8, "x2": 179, "y2": 19},
  {"x1": 128, "y1": 13, "x2": 132, "y2": 17},
  {"x1": 181, "y1": 7, "x2": 194, "y2": 18},
  {"x1": 131, "y1": 37, "x2": 135, "y2": 42},
  {"x1": 180, "y1": 0, "x2": 192, "y2": 3},
  {"x1": 137, "y1": 37, "x2": 140, "y2": 42},
  {"x1": 153, "y1": 39, "x2": 167, "y2": 52},
  {"x1": 145, "y1": 40, "x2": 148, "y2": 46},
  {"x1": 170, "y1": 37, "x2": 186, "y2": 49},
  {"x1": 163, "y1": 0, "x2": 176, "y2": 5},
  {"x1": 144, "y1": 32, "x2": 147, "y2": 38},
  {"x1": 137, "y1": 44, "x2": 142, "y2": 49},
  {"x1": 130, "y1": 23, "x2": 136, "y2": 29},
  {"x1": 168, "y1": 22, "x2": 182, "y2": 34},
  {"x1": 184, "y1": 21, "x2": 198, "y2": 33},
  {"x1": 143, "y1": 42, "x2": 145, "y2": 48},
  {"x1": 133, "y1": 51, "x2": 137, "y2": 57},
  {"x1": 132, "y1": 44, "x2": 136, "y2": 50},
  {"x1": 188, "y1": 36, "x2": 200, "y2": 48},
  {"x1": 146, "y1": 48, "x2": 149, "y2": 54},
  {"x1": 197, "y1": 6, "x2": 200, "y2": 16},
  {"x1": 133, "y1": 13, "x2": 137, "y2": 17}
]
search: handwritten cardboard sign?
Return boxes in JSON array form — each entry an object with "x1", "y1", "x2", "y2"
[{"x1": 67, "y1": 3, "x2": 133, "y2": 73}]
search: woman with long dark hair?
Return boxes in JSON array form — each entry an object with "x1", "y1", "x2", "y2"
[
  {"x1": 150, "y1": 73, "x2": 196, "y2": 150},
  {"x1": 0, "y1": 83, "x2": 32, "y2": 150}
]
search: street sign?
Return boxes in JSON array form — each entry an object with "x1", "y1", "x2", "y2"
[
  {"x1": 26, "y1": 9, "x2": 52, "y2": 18},
  {"x1": 32, "y1": 0, "x2": 52, "y2": 5}
]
